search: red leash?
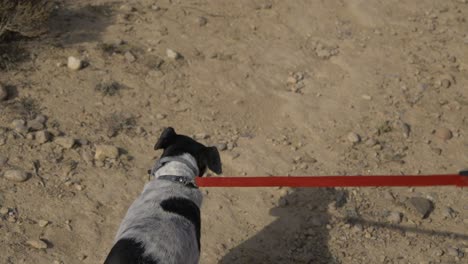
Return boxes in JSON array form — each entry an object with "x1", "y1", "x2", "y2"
[{"x1": 196, "y1": 171, "x2": 468, "y2": 188}]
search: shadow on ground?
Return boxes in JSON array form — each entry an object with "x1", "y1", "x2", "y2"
[
  {"x1": 48, "y1": 2, "x2": 114, "y2": 45},
  {"x1": 219, "y1": 188, "x2": 346, "y2": 264}
]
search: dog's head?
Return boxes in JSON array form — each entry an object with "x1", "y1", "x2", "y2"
[{"x1": 154, "y1": 127, "x2": 222, "y2": 176}]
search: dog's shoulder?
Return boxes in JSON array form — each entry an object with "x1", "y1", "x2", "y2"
[{"x1": 104, "y1": 238, "x2": 160, "y2": 264}]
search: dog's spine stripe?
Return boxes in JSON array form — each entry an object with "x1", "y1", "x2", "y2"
[{"x1": 160, "y1": 197, "x2": 201, "y2": 251}]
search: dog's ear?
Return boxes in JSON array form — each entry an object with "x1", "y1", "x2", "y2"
[
  {"x1": 203, "y1": 146, "x2": 222, "y2": 174},
  {"x1": 154, "y1": 127, "x2": 177, "y2": 150}
]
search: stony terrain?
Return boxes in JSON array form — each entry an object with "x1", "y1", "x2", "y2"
[{"x1": 1, "y1": 0, "x2": 468, "y2": 263}]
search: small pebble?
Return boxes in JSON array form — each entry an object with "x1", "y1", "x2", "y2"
[
  {"x1": 433, "y1": 249, "x2": 444, "y2": 257},
  {"x1": 67, "y1": 56, "x2": 83, "y2": 71},
  {"x1": 27, "y1": 239, "x2": 48, "y2": 249},
  {"x1": 441, "y1": 79, "x2": 451, "y2": 88},
  {"x1": 287, "y1": 76, "x2": 298, "y2": 84},
  {"x1": 216, "y1": 143, "x2": 227, "y2": 151},
  {"x1": 27, "y1": 119, "x2": 45, "y2": 131},
  {"x1": 0, "y1": 207, "x2": 9, "y2": 215},
  {"x1": 447, "y1": 247, "x2": 460, "y2": 257},
  {"x1": 11, "y1": 119, "x2": 25, "y2": 128},
  {"x1": 407, "y1": 197, "x2": 434, "y2": 219},
  {"x1": 3, "y1": 169, "x2": 30, "y2": 182},
  {"x1": 434, "y1": 128, "x2": 453, "y2": 140},
  {"x1": 124, "y1": 51, "x2": 136, "y2": 62},
  {"x1": 156, "y1": 114, "x2": 166, "y2": 120},
  {"x1": 0, "y1": 84, "x2": 8, "y2": 101},
  {"x1": 227, "y1": 142, "x2": 236, "y2": 150},
  {"x1": 365, "y1": 138, "x2": 377, "y2": 147},
  {"x1": 38, "y1": 220, "x2": 49, "y2": 227},
  {"x1": 34, "y1": 114, "x2": 47, "y2": 125},
  {"x1": 95, "y1": 145, "x2": 119, "y2": 160},
  {"x1": 387, "y1": 211, "x2": 402, "y2": 223},
  {"x1": 442, "y1": 207, "x2": 455, "y2": 219},
  {"x1": 401, "y1": 123, "x2": 411, "y2": 138},
  {"x1": 26, "y1": 133, "x2": 35, "y2": 140},
  {"x1": 279, "y1": 197, "x2": 288, "y2": 207},
  {"x1": 347, "y1": 132, "x2": 361, "y2": 143},
  {"x1": 196, "y1": 16, "x2": 208, "y2": 26},
  {"x1": 166, "y1": 49, "x2": 181, "y2": 60},
  {"x1": 35, "y1": 130, "x2": 52, "y2": 144},
  {"x1": 77, "y1": 139, "x2": 89, "y2": 146},
  {"x1": 54, "y1": 137, "x2": 75, "y2": 149},
  {"x1": 361, "y1": 94, "x2": 372, "y2": 100}
]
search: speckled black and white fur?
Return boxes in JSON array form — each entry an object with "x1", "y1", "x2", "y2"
[{"x1": 104, "y1": 127, "x2": 222, "y2": 264}]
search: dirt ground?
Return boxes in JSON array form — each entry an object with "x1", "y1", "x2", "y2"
[{"x1": 1, "y1": 0, "x2": 468, "y2": 263}]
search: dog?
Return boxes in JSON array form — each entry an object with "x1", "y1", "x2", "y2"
[{"x1": 104, "y1": 127, "x2": 222, "y2": 264}]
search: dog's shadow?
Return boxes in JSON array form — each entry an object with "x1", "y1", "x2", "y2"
[{"x1": 219, "y1": 188, "x2": 345, "y2": 264}]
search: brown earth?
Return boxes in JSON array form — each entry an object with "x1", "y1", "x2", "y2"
[{"x1": 1, "y1": 0, "x2": 468, "y2": 263}]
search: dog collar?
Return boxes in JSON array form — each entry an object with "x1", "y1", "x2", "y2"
[
  {"x1": 157, "y1": 175, "x2": 198, "y2": 189},
  {"x1": 150, "y1": 156, "x2": 200, "y2": 177}
]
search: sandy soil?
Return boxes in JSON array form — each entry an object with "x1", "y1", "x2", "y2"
[{"x1": 1, "y1": 0, "x2": 468, "y2": 263}]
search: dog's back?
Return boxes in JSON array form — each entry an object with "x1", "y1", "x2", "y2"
[
  {"x1": 104, "y1": 127, "x2": 222, "y2": 264},
  {"x1": 105, "y1": 179, "x2": 202, "y2": 264}
]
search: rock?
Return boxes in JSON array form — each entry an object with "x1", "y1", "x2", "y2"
[
  {"x1": 124, "y1": 51, "x2": 136, "y2": 62},
  {"x1": 434, "y1": 128, "x2": 453, "y2": 140},
  {"x1": 407, "y1": 197, "x2": 434, "y2": 219},
  {"x1": 11, "y1": 119, "x2": 25, "y2": 128},
  {"x1": 77, "y1": 139, "x2": 89, "y2": 146},
  {"x1": 216, "y1": 143, "x2": 227, "y2": 151},
  {"x1": 67, "y1": 56, "x2": 83, "y2": 70},
  {"x1": 442, "y1": 207, "x2": 455, "y2": 219},
  {"x1": 196, "y1": 16, "x2": 208, "y2": 26},
  {"x1": 0, "y1": 207, "x2": 8, "y2": 215},
  {"x1": 27, "y1": 119, "x2": 45, "y2": 131},
  {"x1": 38, "y1": 220, "x2": 49, "y2": 227},
  {"x1": 365, "y1": 138, "x2": 377, "y2": 147},
  {"x1": 156, "y1": 114, "x2": 166, "y2": 120},
  {"x1": 227, "y1": 142, "x2": 236, "y2": 150},
  {"x1": 166, "y1": 49, "x2": 181, "y2": 60},
  {"x1": 361, "y1": 94, "x2": 372, "y2": 100},
  {"x1": 387, "y1": 211, "x2": 402, "y2": 223},
  {"x1": 95, "y1": 145, "x2": 119, "y2": 160},
  {"x1": 3, "y1": 169, "x2": 29, "y2": 182},
  {"x1": 0, "y1": 84, "x2": 8, "y2": 101},
  {"x1": 447, "y1": 247, "x2": 460, "y2": 257},
  {"x1": 279, "y1": 197, "x2": 288, "y2": 207},
  {"x1": 14, "y1": 124, "x2": 29, "y2": 134},
  {"x1": 34, "y1": 114, "x2": 47, "y2": 125},
  {"x1": 151, "y1": 5, "x2": 160, "y2": 11},
  {"x1": 54, "y1": 137, "x2": 75, "y2": 149},
  {"x1": 401, "y1": 123, "x2": 411, "y2": 138},
  {"x1": 35, "y1": 130, "x2": 52, "y2": 144},
  {"x1": 441, "y1": 79, "x2": 451, "y2": 88},
  {"x1": 433, "y1": 249, "x2": 444, "y2": 257},
  {"x1": 287, "y1": 76, "x2": 298, "y2": 84},
  {"x1": 347, "y1": 132, "x2": 361, "y2": 143},
  {"x1": 26, "y1": 133, "x2": 35, "y2": 140},
  {"x1": 27, "y1": 239, "x2": 48, "y2": 249}
]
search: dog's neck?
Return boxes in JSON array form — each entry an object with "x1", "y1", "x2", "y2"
[{"x1": 152, "y1": 153, "x2": 199, "y2": 179}]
